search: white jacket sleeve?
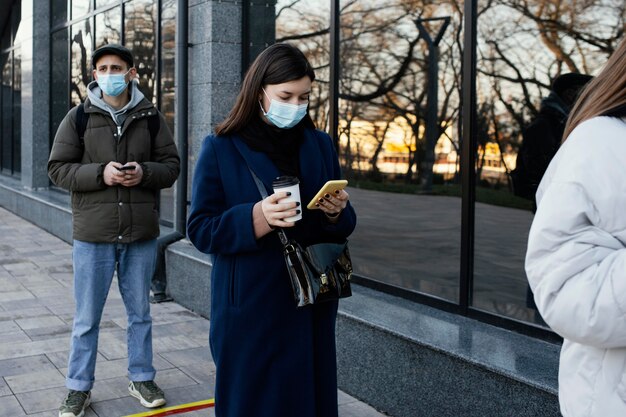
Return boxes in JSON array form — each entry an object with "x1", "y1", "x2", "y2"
[{"x1": 526, "y1": 180, "x2": 626, "y2": 349}]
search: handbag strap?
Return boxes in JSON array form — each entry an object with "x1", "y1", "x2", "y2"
[{"x1": 247, "y1": 166, "x2": 290, "y2": 246}]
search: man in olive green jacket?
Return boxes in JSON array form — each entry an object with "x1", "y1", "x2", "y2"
[{"x1": 48, "y1": 44, "x2": 180, "y2": 417}]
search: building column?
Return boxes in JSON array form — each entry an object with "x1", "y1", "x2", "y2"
[
  {"x1": 186, "y1": 0, "x2": 242, "y2": 175},
  {"x1": 20, "y1": 0, "x2": 50, "y2": 189},
  {"x1": 186, "y1": 0, "x2": 279, "y2": 173}
]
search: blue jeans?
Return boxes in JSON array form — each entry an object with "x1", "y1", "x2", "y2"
[{"x1": 66, "y1": 239, "x2": 158, "y2": 391}]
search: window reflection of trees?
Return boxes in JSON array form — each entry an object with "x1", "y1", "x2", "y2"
[
  {"x1": 276, "y1": 0, "x2": 624, "y2": 321},
  {"x1": 477, "y1": 0, "x2": 624, "y2": 190},
  {"x1": 277, "y1": 0, "x2": 464, "y2": 303},
  {"x1": 278, "y1": 0, "x2": 464, "y2": 189},
  {"x1": 125, "y1": 0, "x2": 157, "y2": 103},
  {"x1": 276, "y1": 0, "x2": 331, "y2": 130},
  {"x1": 158, "y1": 0, "x2": 177, "y2": 225},
  {"x1": 72, "y1": 1, "x2": 91, "y2": 20},
  {"x1": 160, "y1": 0, "x2": 177, "y2": 133},
  {"x1": 71, "y1": 20, "x2": 93, "y2": 106},
  {"x1": 277, "y1": 0, "x2": 624, "y2": 193},
  {"x1": 476, "y1": 0, "x2": 624, "y2": 324},
  {"x1": 95, "y1": 8, "x2": 121, "y2": 49},
  {"x1": 96, "y1": 0, "x2": 119, "y2": 8}
]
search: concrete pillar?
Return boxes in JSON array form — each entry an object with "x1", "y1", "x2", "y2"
[
  {"x1": 187, "y1": 0, "x2": 242, "y2": 177},
  {"x1": 20, "y1": 0, "x2": 50, "y2": 189}
]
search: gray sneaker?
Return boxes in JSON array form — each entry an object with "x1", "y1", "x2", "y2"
[
  {"x1": 59, "y1": 390, "x2": 91, "y2": 417},
  {"x1": 128, "y1": 380, "x2": 166, "y2": 408}
]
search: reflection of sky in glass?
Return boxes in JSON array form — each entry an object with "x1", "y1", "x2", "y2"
[
  {"x1": 72, "y1": 1, "x2": 91, "y2": 20},
  {"x1": 476, "y1": 0, "x2": 621, "y2": 122},
  {"x1": 275, "y1": 0, "x2": 465, "y2": 303},
  {"x1": 470, "y1": 0, "x2": 622, "y2": 191},
  {"x1": 160, "y1": 0, "x2": 177, "y2": 133},
  {"x1": 473, "y1": 0, "x2": 622, "y2": 326},
  {"x1": 276, "y1": 0, "x2": 331, "y2": 130},
  {"x1": 96, "y1": 0, "x2": 119, "y2": 8},
  {"x1": 95, "y1": 7, "x2": 121, "y2": 49},
  {"x1": 125, "y1": 0, "x2": 157, "y2": 103},
  {"x1": 273, "y1": 0, "x2": 622, "y2": 324}
]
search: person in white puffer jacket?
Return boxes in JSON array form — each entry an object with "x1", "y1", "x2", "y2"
[{"x1": 526, "y1": 37, "x2": 626, "y2": 417}]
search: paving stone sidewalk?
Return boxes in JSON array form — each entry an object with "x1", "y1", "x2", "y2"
[{"x1": 0, "y1": 207, "x2": 386, "y2": 417}]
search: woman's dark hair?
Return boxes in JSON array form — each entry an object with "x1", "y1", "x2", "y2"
[{"x1": 215, "y1": 43, "x2": 316, "y2": 135}]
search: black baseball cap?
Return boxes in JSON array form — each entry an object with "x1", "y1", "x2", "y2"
[{"x1": 92, "y1": 43, "x2": 134, "y2": 69}]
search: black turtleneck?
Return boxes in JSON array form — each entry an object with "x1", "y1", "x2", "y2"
[{"x1": 239, "y1": 117, "x2": 305, "y2": 177}]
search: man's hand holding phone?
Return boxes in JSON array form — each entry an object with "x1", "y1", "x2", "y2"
[{"x1": 103, "y1": 162, "x2": 143, "y2": 187}]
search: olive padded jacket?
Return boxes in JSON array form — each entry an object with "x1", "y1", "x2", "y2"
[{"x1": 48, "y1": 97, "x2": 180, "y2": 243}]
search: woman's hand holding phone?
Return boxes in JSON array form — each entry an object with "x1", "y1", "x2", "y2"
[{"x1": 307, "y1": 180, "x2": 349, "y2": 219}]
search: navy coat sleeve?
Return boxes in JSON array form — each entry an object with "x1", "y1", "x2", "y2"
[
  {"x1": 187, "y1": 136, "x2": 260, "y2": 255},
  {"x1": 313, "y1": 130, "x2": 357, "y2": 239}
]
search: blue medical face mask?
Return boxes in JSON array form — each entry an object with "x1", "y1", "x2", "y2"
[
  {"x1": 97, "y1": 69, "x2": 131, "y2": 97},
  {"x1": 260, "y1": 88, "x2": 308, "y2": 129}
]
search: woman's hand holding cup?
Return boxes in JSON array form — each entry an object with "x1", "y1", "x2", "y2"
[
  {"x1": 261, "y1": 191, "x2": 302, "y2": 228},
  {"x1": 264, "y1": 176, "x2": 302, "y2": 227}
]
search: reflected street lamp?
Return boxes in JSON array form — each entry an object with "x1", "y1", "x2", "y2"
[{"x1": 415, "y1": 16, "x2": 450, "y2": 192}]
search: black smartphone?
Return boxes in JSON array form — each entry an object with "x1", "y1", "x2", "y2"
[{"x1": 118, "y1": 165, "x2": 136, "y2": 171}]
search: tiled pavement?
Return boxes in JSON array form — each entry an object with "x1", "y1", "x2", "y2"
[{"x1": 0, "y1": 207, "x2": 387, "y2": 417}]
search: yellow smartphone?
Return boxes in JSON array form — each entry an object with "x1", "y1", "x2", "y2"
[{"x1": 307, "y1": 180, "x2": 348, "y2": 210}]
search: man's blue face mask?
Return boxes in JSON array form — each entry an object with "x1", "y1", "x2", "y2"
[
  {"x1": 97, "y1": 69, "x2": 131, "y2": 97},
  {"x1": 260, "y1": 88, "x2": 308, "y2": 129}
]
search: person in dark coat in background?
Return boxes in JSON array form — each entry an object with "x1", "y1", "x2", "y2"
[
  {"x1": 511, "y1": 73, "x2": 592, "y2": 205},
  {"x1": 186, "y1": 43, "x2": 357, "y2": 417},
  {"x1": 512, "y1": 73, "x2": 592, "y2": 319}
]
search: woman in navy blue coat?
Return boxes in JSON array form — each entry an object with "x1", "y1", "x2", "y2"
[{"x1": 187, "y1": 43, "x2": 357, "y2": 417}]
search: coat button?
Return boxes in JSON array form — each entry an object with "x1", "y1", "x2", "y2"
[
  {"x1": 118, "y1": 202, "x2": 123, "y2": 206},
  {"x1": 118, "y1": 235, "x2": 123, "y2": 240}
]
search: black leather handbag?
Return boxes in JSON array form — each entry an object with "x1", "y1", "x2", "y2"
[
  {"x1": 248, "y1": 167, "x2": 353, "y2": 307},
  {"x1": 277, "y1": 228, "x2": 352, "y2": 307}
]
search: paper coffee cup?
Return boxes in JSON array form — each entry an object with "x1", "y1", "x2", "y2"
[{"x1": 272, "y1": 176, "x2": 302, "y2": 222}]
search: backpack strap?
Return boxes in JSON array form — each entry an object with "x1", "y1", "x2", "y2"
[
  {"x1": 147, "y1": 112, "x2": 160, "y2": 142},
  {"x1": 75, "y1": 103, "x2": 88, "y2": 147}
]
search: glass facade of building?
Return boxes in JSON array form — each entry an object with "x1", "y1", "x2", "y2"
[
  {"x1": 272, "y1": 0, "x2": 623, "y2": 334},
  {"x1": 1, "y1": 0, "x2": 622, "y2": 338}
]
